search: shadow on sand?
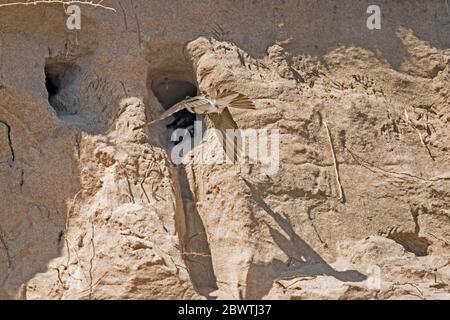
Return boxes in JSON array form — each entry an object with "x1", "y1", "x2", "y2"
[{"x1": 242, "y1": 178, "x2": 367, "y2": 299}]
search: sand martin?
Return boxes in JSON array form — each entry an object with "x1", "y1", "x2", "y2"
[{"x1": 135, "y1": 89, "x2": 256, "y2": 161}]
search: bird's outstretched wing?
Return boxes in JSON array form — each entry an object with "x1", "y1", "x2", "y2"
[
  {"x1": 134, "y1": 96, "x2": 208, "y2": 130},
  {"x1": 207, "y1": 107, "x2": 241, "y2": 162},
  {"x1": 215, "y1": 89, "x2": 256, "y2": 110}
]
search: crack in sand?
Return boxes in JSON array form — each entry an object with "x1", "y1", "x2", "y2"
[
  {"x1": 0, "y1": 120, "x2": 15, "y2": 163},
  {"x1": 0, "y1": 226, "x2": 12, "y2": 286}
]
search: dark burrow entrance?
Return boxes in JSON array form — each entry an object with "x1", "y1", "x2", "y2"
[
  {"x1": 151, "y1": 78, "x2": 198, "y2": 145},
  {"x1": 152, "y1": 78, "x2": 197, "y2": 109},
  {"x1": 149, "y1": 74, "x2": 218, "y2": 297},
  {"x1": 387, "y1": 232, "x2": 431, "y2": 257},
  {"x1": 44, "y1": 59, "x2": 78, "y2": 115}
]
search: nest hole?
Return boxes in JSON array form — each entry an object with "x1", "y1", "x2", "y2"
[
  {"x1": 151, "y1": 78, "x2": 199, "y2": 144},
  {"x1": 152, "y1": 79, "x2": 198, "y2": 109},
  {"x1": 388, "y1": 232, "x2": 431, "y2": 257},
  {"x1": 45, "y1": 59, "x2": 78, "y2": 114}
]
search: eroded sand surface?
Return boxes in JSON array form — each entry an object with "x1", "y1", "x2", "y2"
[{"x1": 0, "y1": 1, "x2": 449, "y2": 299}]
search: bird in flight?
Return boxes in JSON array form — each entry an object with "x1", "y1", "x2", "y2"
[{"x1": 135, "y1": 89, "x2": 256, "y2": 162}]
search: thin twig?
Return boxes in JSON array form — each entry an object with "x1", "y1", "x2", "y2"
[
  {"x1": 323, "y1": 121, "x2": 345, "y2": 203},
  {"x1": 397, "y1": 282, "x2": 425, "y2": 300},
  {"x1": 346, "y1": 148, "x2": 450, "y2": 182},
  {"x1": 180, "y1": 251, "x2": 212, "y2": 257},
  {"x1": 88, "y1": 218, "x2": 96, "y2": 299},
  {"x1": 427, "y1": 232, "x2": 450, "y2": 246},
  {"x1": 140, "y1": 161, "x2": 153, "y2": 204},
  {"x1": 118, "y1": 162, "x2": 135, "y2": 203},
  {"x1": 0, "y1": 0, "x2": 116, "y2": 11},
  {"x1": 404, "y1": 109, "x2": 435, "y2": 161}
]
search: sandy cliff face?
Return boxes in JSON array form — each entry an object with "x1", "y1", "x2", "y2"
[{"x1": 0, "y1": 0, "x2": 449, "y2": 299}]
